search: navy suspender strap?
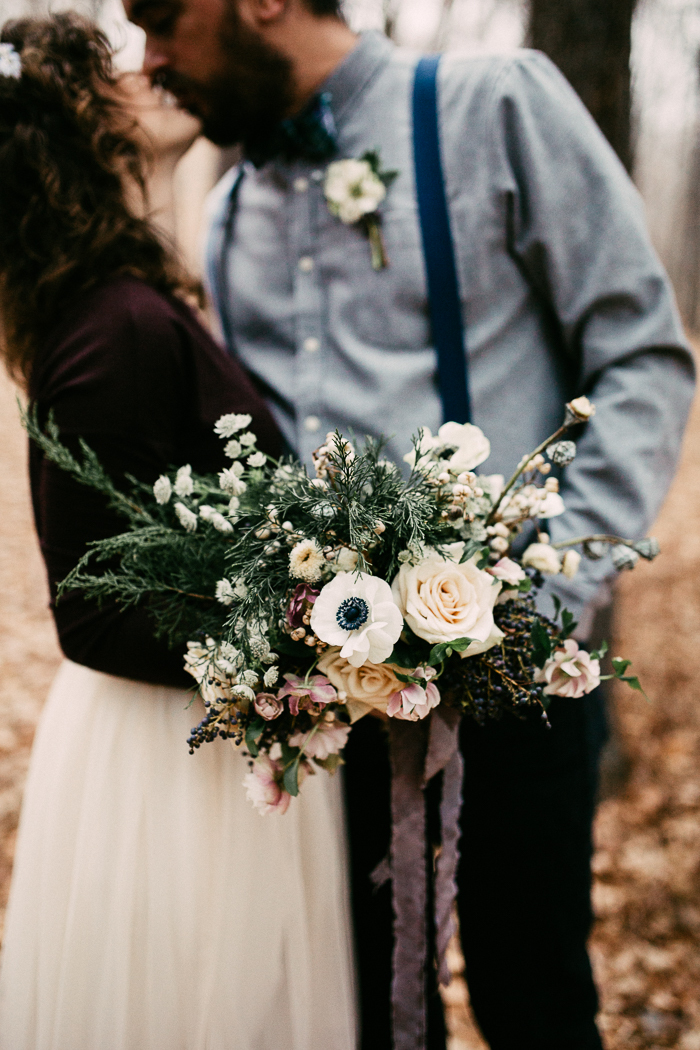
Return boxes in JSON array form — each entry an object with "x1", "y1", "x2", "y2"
[{"x1": 412, "y1": 56, "x2": 472, "y2": 425}]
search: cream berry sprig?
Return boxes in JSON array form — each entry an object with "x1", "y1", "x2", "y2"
[{"x1": 324, "y1": 150, "x2": 398, "y2": 270}]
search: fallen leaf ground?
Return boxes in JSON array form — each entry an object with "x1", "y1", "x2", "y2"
[{"x1": 1, "y1": 365, "x2": 698, "y2": 1048}]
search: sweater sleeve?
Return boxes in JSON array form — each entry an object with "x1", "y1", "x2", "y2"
[
  {"x1": 31, "y1": 283, "x2": 198, "y2": 688},
  {"x1": 489, "y1": 51, "x2": 695, "y2": 623}
]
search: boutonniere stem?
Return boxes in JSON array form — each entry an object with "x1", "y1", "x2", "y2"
[{"x1": 324, "y1": 150, "x2": 398, "y2": 270}]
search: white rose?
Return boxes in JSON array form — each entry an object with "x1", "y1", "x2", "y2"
[
  {"x1": 391, "y1": 545, "x2": 503, "y2": 658},
  {"x1": 318, "y1": 648, "x2": 403, "y2": 722},
  {"x1": 522, "y1": 543, "x2": 561, "y2": 575}
]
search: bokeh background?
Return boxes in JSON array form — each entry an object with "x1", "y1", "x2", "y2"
[{"x1": 1, "y1": 1, "x2": 700, "y2": 1047}]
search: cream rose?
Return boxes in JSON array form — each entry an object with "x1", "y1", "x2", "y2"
[
  {"x1": 317, "y1": 648, "x2": 403, "y2": 722},
  {"x1": 391, "y1": 545, "x2": 503, "y2": 658}
]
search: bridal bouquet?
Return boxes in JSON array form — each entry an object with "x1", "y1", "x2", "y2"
[{"x1": 26, "y1": 397, "x2": 656, "y2": 813}]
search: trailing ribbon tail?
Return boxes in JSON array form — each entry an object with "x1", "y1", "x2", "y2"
[{"x1": 387, "y1": 707, "x2": 464, "y2": 1049}]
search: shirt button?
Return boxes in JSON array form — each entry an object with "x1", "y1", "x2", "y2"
[
  {"x1": 304, "y1": 415, "x2": 321, "y2": 433},
  {"x1": 298, "y1": 256, "x2": 314, "y2": 273},
  {"x1": 293, "y1": 177, "x2": 309, "y2": 193},
  {"x1": 303, "y1": 337, "x2": 320, "y2": 353}
]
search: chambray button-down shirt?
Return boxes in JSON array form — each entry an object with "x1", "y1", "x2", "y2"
[{"x1": 205, "y1": 31, "x2": 694, "y2": 624}]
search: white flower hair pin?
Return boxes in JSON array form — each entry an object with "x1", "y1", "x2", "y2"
[
  {"x1": 0, "y1": 43, "x2": 22, "y2": 81},
  {"x1": 324, "y1": 150, "x2": 398, "y2": 270}
]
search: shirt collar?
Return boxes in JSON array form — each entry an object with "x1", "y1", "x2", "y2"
[{"x1": 321, "y1": 31, "x2": 395, "y2": 133}]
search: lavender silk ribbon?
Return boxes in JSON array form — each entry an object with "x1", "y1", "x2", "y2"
[{"x1": 379, "y1": 707, "x2": 464, "y2": 1049}]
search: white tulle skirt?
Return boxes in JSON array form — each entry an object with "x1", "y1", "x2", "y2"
[{"x1": 0, "y1": 661, "x2": 357, "y2": 1050}]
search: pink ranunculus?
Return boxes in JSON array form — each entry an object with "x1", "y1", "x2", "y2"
[
  {"x1": 486, "y1": 557, "x2": 527, "y2": 587},
  {"x1": 254, "y1": 693, "x2": 284, "y2": 721},
  {"x1": 286, "y1": 583, "x2": 321, "y2": 629},
  {"x1": 534, "y1": 639, "x2": 601, "y2": 699},
  {"x1": 277, "y1": 673, "x2": 338, "y2": 716},
  {"x1": 289, "y1": 714, "x2": 351, "y2": 760},
  {"x1": 242, "y1": 755, "x2": 291, "y2": 815},
  {"x1": 386, "y1": 667, "x2": 441, "y2": 721}
]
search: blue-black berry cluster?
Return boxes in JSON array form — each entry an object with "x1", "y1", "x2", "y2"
[{"x1": 443, "y1": 599, "x2": 557, "y2": 727}]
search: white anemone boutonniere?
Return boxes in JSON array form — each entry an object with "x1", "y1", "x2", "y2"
[{"x1": 324, "y1": 151, "x2": 398, "y2": 270}]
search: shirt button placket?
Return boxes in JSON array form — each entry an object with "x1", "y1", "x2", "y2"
[{"x1": 290, "y1": 165, "x2": 325, "y2": 461}]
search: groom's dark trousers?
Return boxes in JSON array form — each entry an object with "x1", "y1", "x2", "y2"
[{"x1": 342, "y1": 689, "x2": 607, "y2": 1050}]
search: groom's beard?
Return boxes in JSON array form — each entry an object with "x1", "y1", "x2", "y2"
[{"x1": 157, "y1": 8, "x2": 294, "y2": 149}]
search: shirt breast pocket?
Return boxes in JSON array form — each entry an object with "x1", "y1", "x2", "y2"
[{"x1": 319, "y1": 205, "x2": 430, "y2": 353}]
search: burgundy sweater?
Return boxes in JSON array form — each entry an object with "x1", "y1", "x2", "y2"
[{"x1": 28, "y1": 275, "x2": 282, "y2": 688}]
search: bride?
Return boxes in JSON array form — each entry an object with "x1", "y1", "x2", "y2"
[{"x1": 0, "y1": 13, "x2": 355, "y2": 1050}]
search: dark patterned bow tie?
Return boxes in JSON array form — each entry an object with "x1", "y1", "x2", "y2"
[{"x1": 245, "y1": 91, "x2": 338, "y2": 168}]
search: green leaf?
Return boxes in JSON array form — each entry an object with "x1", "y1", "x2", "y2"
[
  {"x1": 589, "y1": 639, "x2": 609, "y2": 662},
  {"x1": 531, "y1": 619, "x2": 553, "y2": 669},
  {"x1": 393, "y1": 670, "x2": 425, "y2": 685},
  {"x1": 244, "y1": 717, "x2": 265, "y2": 758},
  {"x1": 560, "y1": 608, "x2": 578, "y2": 639},
  {"x1": 552, "y1": 595, "x2": 562, "y2": 621},
  {"x1": 611, "y1": 657, "x2": 632, "y2": 676},
  {"x1": 518, "y1": 578, "x2": 532, "y2": 593},
  {"x1": 283, "y1": 759, "x2": 300, "y2": 797},
  {"x1": 428, "y1": 637, "x2": 474, "y2": 665},
  {"x1": 619, "y1": 675, "x2": 651, "y2": 703},
  {"x1": 460, "y1": 541, "x2": 490, "y2": 569}
]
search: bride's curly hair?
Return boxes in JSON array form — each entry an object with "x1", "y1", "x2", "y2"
[{"x1": 0, "y1": 12, "x2": 197, "y2": 386}]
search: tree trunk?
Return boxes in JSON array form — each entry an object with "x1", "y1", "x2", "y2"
[{"x1": 527, "y1": 0, "x2": 637, "y2": 171}]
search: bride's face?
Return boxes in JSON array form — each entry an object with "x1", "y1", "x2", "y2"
[{"x1": 116, "y1": 72, "x2": 201, "y2": 162}]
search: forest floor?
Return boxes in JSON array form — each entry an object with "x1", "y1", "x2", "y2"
[{"x1": 1, "y1": 364, "x2": 699, "y2": 1049}]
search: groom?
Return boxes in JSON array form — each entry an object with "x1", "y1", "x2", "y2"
[{"x1": 124, "y1": 0, "x2": 694, "y2": 1046}]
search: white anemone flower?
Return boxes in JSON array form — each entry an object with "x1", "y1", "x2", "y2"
[
  {"x1": 324, "y1": 159, "x2": 386, "y2": 225},
  {"x1": 403, "y1": 422, "x2": 490, "y2": 473},
  {"x1": 310, "y1": 572, "x2": 403, "y2": 668}
]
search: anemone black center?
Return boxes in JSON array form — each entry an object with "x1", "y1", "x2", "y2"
[{"x1": 336, "y1": 597, "x2": 369, "y2": 631}]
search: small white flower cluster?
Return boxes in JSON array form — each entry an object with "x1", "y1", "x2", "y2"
[
  {"x1": 0, "y1": 43, "x2": 21, "y2": 81},
  {"x1": 215, "y1": 577, "x2": 248, "y2": 606},
  {"x1": 312, "y1": 432, "x2": 355, "y2": 481},
  {"x1": 199, "y1": 505, "x2": 233, "y2": 534},
  {"x1": 214, "y1": 413, "x2": 252, "y2": 439},
  {"x1": 324, "y1": 159, "x2": 386, "y2": 225},
  {"x1": 185, "y1": 637, "x2": 241, "y2": 706}
]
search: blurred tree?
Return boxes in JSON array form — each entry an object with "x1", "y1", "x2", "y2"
[{"x1": 527, "y1": 0, "x2": 638, "y2": 170}]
